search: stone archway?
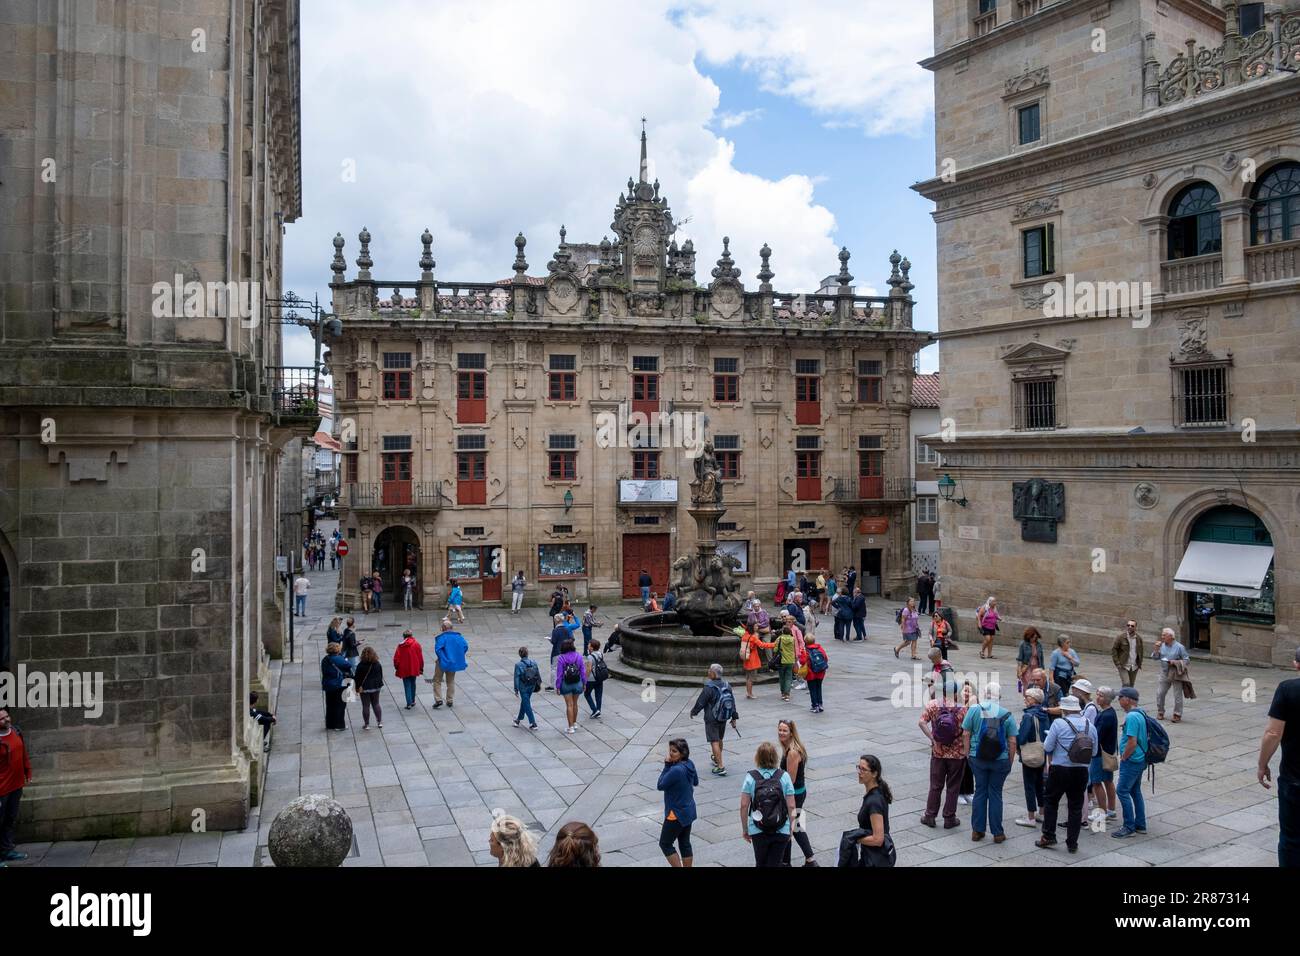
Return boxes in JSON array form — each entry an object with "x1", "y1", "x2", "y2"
[{"x1": 372, "y1": 525, "x2": 421, "y2": 608}]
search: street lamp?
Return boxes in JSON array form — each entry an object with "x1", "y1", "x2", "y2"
[
  {"x1": 563, "y1": 489, "x2": 574, "y2": 513},
  {"x1": 937, "y1": 473, "x2": 968, "y2": 507}
]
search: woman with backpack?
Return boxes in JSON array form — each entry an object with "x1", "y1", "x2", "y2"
[
  {"x1": 320, "y1": 642, "x2": 354, "y2": 731},
  {"x1": 657, "y1": 738, "x2": 698, "y2": 868},
  {"x1": 778, "y1": 720, "x2": 818, "y2": 866},
  {"x1": 554, "y1": 637, "x2": 586, "y2": 734},
  {"x1": 584, "y1": 639, "x2": 608, "y2": 719},
  {"x1": 354, "y1": 646, "x2": 384, "y2": 730},
  {"x1": 739, "y1": 741, "x2": 797, "y2": 868},
  {"x1": 976, "y1": 596, "x2": 999, "y2": 659},
  {"x1": 803, "y1": 635, "x2": 828, "y2": 713},
  {"x1": 1050, "y1": 634, "x2": 1081, "y2": 696},
  {"x1": 512, "y1": 646, "x2": 541, "y2": 730},
  {"x1": 774, "y1": 624, "x2": 798, "y2": 702},
  {"x1": 1014, "y1": 686, "x2": 1052, "y2": 828},
  {"x1": 960, "y1": 683, "x2": 1019, "y2": 842},
  {"x1": 737, "y1": 624, "x2": 774, "y2": 700},
  {"x1": 853, "y1": 754, "x2": 896, "y2": 867}
]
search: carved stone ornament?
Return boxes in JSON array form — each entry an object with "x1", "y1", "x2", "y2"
[
  {"x1": 1012, "y1": 478, "x2": 1065, "y2": 543},
  {"x1": 1142, "y1": 172, "x2": 1159, "y2": 189},
  {"x1": 546, "y1": 276, "x2": 580, "y2": 315},
  {"x1": 1004, "y1": 63, "x2": 1050, "y2": 98},
  {"x1": 711, "y1": 283, "x2": 742, "y2": 320},
  {"x1": 1012, "y1": 196, "x2": 1059, "y2": 221},
  {"x1": 1134, "y1": 481, "x2": 1159, "y2": 509},
  {"x1": 1019, "y1": 286, "x2": 1052, "y2": 310},
  {"x1": 1177, "y1": 313, "x2": 1208, "y2": 356}
]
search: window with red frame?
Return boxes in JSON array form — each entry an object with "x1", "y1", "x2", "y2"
[
  {"x1": 713, "y1": 357, "x2": 739, "y2": 402},
  {"x1": 857, "y1": 359, "x2": 883, "y2": 403},
  {"x1": 632, "y1": 451, "x2": 660, "y2": 479},
  {"x1": 714, "y1": 434, "x2": 740, "y2": 479},
  {"x1": 548, "y1": 354, "x2": 577, "y2": 401},
  {"x1": 382, "y1": 352, "x2": 412, "y2": 400},
  {"x1": 548, "y1": 434, "x2": 577, "y2": 480}
]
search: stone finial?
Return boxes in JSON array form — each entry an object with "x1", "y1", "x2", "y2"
[
  {"x1": 757, "y1": 243, "x2": 774, "y2": 288},
  {"x1": 627, "y1": 176, "x2": 636, "y2": 198},
  {"x1": 679, "y1": 238, "x2": 696, "y2": 281},
  {"x1": 547, "y1": 225, "x2": 576, "y2": 276},
  {"x1": 653, "y1": 178, "x2": 661, "y2": 200},
  {"x1": 356, "y1": 227, "x2": 373, "y2": 280},
  {"x1": 267, "y1": 795, "x2": 354, "y2": 868},
  {"x1": 513, "y1": 232, "x2": 528, "y2": 276},
  {"x1": 711, "y1": 236, "x2": 740, "y2": 281},
  {"x1": 419, "y1": 228, "x2": 435, "y2": 275},
  {"x1": 887, "y1": 249, "x2": 904, "y2": 293},
  {"x1": 330, "y1": 232, "x2": 346, "y2": 283},
  {"x1": 900, "y1": 256, "x2": 914, "y2": 295},
  {"x1": 559, "y1": 224, "x2": 567, "y2": 248},
  {"x1": 837, "y1": 246, "x2": 853, "y2": 287}
]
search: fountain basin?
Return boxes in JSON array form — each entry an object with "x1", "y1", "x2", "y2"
[{"x1": 612, "y1": 611, "x2": 773, "y2": 681}]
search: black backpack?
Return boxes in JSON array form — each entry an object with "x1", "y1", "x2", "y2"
[
  {"x1": 748, "y1": 770, "x2": 789, "y2": 833},
  {"x1": 590, "y1": 652, "x2": 609, "y2": 683},
  {"x1": 1065, "y1": 716, "x2": 1094, "y2": 763},
  {"x1": 562, "y1": 659, "x2": 582, "y2": 685},
  {"x1": 520, "y1": 660, "x2": 541, "y2": 691}
]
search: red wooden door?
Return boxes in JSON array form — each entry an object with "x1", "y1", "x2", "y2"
[
  {"x1": 481, "y1": 546, "x2": 502, "y2": 601},
  {"x1": 622, "y1": 533, "x2": 670, "y2": 598},
  {"x1": 631, "y1": 374, "x2": 660, "y2": 419},
  {"x1": 808, "y1": 539, "x2": 830, "y2": 574},
  {"x1": 457, "y1": 452, "x2": 486, "y2": 505},
  {"x1": 457, "y1": 372, "x2": 486, "y2": 423},
  {"x1": 381, "y1": 453, "x2": 412, "y2": 505},
  {"x1": 796, "y1": 451, "x2": 821, "y2": 501},
  {"x1": 795, "y1": 375, "x2": 820, "y2": 425}
]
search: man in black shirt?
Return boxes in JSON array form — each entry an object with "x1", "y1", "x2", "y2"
[{"x1": 1259, "y1": 647, "x2": 1300, "y2": 867}]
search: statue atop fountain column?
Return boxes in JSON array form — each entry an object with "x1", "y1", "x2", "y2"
[{"x1": 690, "y1": 441, "x2": 723, "y2": 505}]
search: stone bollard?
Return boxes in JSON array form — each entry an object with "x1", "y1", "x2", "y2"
[{"x1": 267, "y1": 794, "x2": 353, "y2": 867}]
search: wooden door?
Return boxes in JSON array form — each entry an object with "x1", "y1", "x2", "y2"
[
  {"x1": 622, "y1": 533, "x2": 670, "y2": 598},
  {"x1": 481, "y1": 546, "x2": 502, "y2": 601},
  {"x1": 809, "y1": 538, "x2": 830, "y2": 574}
]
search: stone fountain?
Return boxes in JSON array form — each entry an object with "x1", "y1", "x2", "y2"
[{"x1": 609, "y1": 441, "x2": 765, "y2": 683}]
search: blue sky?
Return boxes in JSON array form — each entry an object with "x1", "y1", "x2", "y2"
[{"x1": 283, "y1": 0, "x2": 938, "y2": 372}]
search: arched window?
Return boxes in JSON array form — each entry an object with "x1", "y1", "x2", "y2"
[
  {"x1": 1188, "y1": 506, "x2": 1274, "y2": 626},
  {"x1": 1166, "y1": 183, "x2": 1222, "y2": 259},
  {"x1": 1250, "y1": 162, "x2": 1300, "y2": 245}
]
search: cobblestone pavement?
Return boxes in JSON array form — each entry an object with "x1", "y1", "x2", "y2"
[{"x1": 14, "y1": 569, "x2": 1285, "y2": 867}]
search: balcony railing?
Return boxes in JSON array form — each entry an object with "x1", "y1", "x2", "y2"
[
  {"x1": 1161, "y1": 253, "x2": 1223, "y2": 295},
  {"x1": 1246, "y1": 239, "x2": 1300, "y2": 283},
  {"x1": 1017, "y1": 0, "x2": 1044, "y2": 18},
  {"x1": 974, "y1": 9, "x2": 997, "y2": 36},
  {"x1": 830, "y1": 476, "x2": 913, "y2": 504},
  {"x1": 342, "y1": 481, "x2": 443, "y2": 510},
  {"x1": 268, "y1": 366, "x2": 319, "y2": 419},
  {"x1": 1147, "y1": 11, "x2": 1300, "y2": 108}
]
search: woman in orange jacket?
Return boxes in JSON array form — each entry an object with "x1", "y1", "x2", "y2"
[{"x1": 720, "y1": 624, "x2": 776, "y2": 700}]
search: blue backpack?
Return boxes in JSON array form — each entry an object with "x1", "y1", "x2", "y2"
[
  {"x1": 806, "y1": 646, "x2": 828, "y2": 674},
  {"x1": 974, "y1": 706, "x2": 1007, "y2": 761}
]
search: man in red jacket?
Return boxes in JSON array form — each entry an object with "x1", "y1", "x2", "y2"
[
  {"x1": 0, "y1": 708, "x2": 32, "y2": 865},
  {"x1": 393, "y1": 630, "x2": 425, "y2": 710}
]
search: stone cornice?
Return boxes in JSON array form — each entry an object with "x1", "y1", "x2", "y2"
[
  {"x1": 913, "y1": 75, "x2": 1300, "y2": 209},
  {"x1": 919, "y1": 0, "x2": 1222, "y2": 73}
]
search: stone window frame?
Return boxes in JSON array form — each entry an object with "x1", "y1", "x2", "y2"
[
  {"x1": 545, "y1": 352, "x2": 580, "y2": 407},
  {"x1": 1002, "y1": 342, "x2": 1070, "y2": 431},
  {"x1": 1003, "y1": 71, "x2": 1050, "y2": 155},
  {"x1": 710, "y1": 355, "x2": 743, "y2": 408},
  {"x1": 544, "y1": 432, "x2": 581, "y2": 486},
  {"x1": 1170, "y1": 356, "x2": 1233, "y2": 429},
  {"x1": 916, "y1": 495, "x2": 939, "y2": 524}
]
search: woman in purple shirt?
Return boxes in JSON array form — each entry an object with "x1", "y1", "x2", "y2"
[{"x1": 554, "y1": 637, "x2": 586, "y2": 735}]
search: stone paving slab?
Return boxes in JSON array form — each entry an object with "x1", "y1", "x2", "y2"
[{"x1": 11, "y1": 568, "x2": 1289, "y2": 868}]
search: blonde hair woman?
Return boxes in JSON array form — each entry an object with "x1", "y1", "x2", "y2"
[
  {"x1": 778, "y1": 719, "x2": 817, "y2": 866},
  {"x1": 489, "y1": 813, "x2": 539, "y2": 867}
]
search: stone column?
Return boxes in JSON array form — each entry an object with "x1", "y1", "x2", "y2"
[
  {"x1": 589, "y1": 400, "x2": 621, "y2": 598},
  {"x1": 1140, "y1": 214, "x2": 1169, "y2": 304},
  {"x1": 1216, "y1": 197, "x2": 1253, "y2": 287}
]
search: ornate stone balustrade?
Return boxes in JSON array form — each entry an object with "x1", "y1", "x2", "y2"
[
  {"x1": 1145, "y1": 8, "x2": 1300, "y2": 109},
  {"x1": 1245, "y1": 238, "x2": 1300, "y2": 283},
  {"x1": 1161, "y1": 253, "x2": 1223, "y2": 295}
]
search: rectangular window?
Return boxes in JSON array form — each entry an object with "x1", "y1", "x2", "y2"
[
  {"x1": 456, "y1": 434, "x2": 486, "y2": 450},
  {"x1": 631, "y1": 374, "x2": 659, "y2": 401},
  {"x1": 456, "y1": 453, "x2": 486, "y2": 480},
  {"x1": 456, "y1": 368, "x2": 487, "y2": 423},
  {"x1": 717, "y1": 540, "x2": 749, "y2": 573},
  {"x1": 714, "y1": 434, "x2": 740, "y2": 479},
  {"x1": 713, "y1": 357, "x2": 739, "y2": 373},
  {"x1": 548, "y1": 452, "x2": 577, "y2": 480},
  {"x1": 538, "y1": 543, "x2": 586, "y2": 577},
  {"x1": 548, "y1": 434, "x2": 576, "y2": 450},
  {"x1": 712, "y1": 356, "x2": 740, "y2": 403},
  {"x1": 858, "y1": 436, "x2": 884, "y2": 499},
  {"x1": 717, "y1": 521, "x2": 737, "y2": 532},
  {"x1": 632, "y1": 451, "x2": 660, "y2": 479},
  {"x1": 1240, "y1": 2, "x2": 1265, "y2": 37},
  {"x1": 457, "y1": 352, "x2": 486, "y2": 370},
  {"x1": 1175, "y1": 364, "x2": 1230, "y2": 427},
  {"x1": 456, "y1": 433, "x2": 487, "y2": 504},
  {"x1": 383, "y1": 435, "x2": 412, "y2": 451},
  {"x1": 462, "y1": 526, "x2": 485, "y2": 537},
  {"x1": 916, "y1": 440, "x2": 939, "y2": 464},
  {"x1": 857, "y1": 360, "x2": 883, "y2": 403},
  {"x1": 1015, "y1": 378, "x2": 1058, "y2": 430},
  {"x1": 344, "y1": 454, "x2": 358, "y2": 483},
  {"x1": 798, "y1": 520, "x2": 817, "y2": 530},
  {"x1": 1022, "y1": 224, "x2": 1055, "y2": 279},
  {"x1": 382, "y1": 370, "x2": 412, "y2": 400},
  {"x1": 632, "y1": 356, "x2": 659, "y2": 372},
  {"x1": 1017, "y1": 103, "x2": 1041, "y2": 145},
  {"x1": 633, "y1": 515, "x2": 660, "y2": 525},
  {"x1": 795, "y1": 362, "x2": 820, "y2": 425},
  {"x1": 795, "y1": 450, "x2": 821, "y2": 501},
  {"x1": 796, "y1": 435, "x2": 822, "y2": 450},
  {"x1": 917, "y1": 496, "x2": 938, "y2": 524},
  {"x1": 344, "y1": 371, "x2": 358, "y2": 400},
  {"x1": 448, "y1": 546, "x2": 482, "y2": 580},
  {"x1": 548, "y1": 354, "x2": 577, "y2": 401},
  {"x1": 383, "y1": 352, "x2": 412, "y2": 369},
  {"x1": 552, "y1": 524, "x2": 573, "y2": 534}
]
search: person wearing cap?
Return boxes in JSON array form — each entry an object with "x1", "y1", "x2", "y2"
[
  {"x1": 1035, "y1": 695, "x2": 1099, "y2": 852},
  {"x1": 1072, "y1": 678, "x2": 1097, "y2": 723},
  {"x1": 1258, "y1": 647, "x2": 1300, "y2": 867},
  {"x1": 1112, "y1": 619, "x2": 1143, "y2": 691},
  {"x1": 1113, "y1": 687, "x2": 1148, "y2": 838},
  {"x1": 1088, "y1": 686, "x2": 1120, "y2": 825}
]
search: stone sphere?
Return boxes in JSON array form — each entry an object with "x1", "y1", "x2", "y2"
[{"x1": 267, "y1": 794, "x2": 353, "y2": 867}]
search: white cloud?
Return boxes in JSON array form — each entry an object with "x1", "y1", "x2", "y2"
[
  {"x1": 717, "y1": 108, "x2": 764, "y2": 129},
  {"x1": 674, "y1": 0, "x2": 934, "y2": 136},
  {"x1": 283, "y1": 0, "x2": 924, "y2": 364}
]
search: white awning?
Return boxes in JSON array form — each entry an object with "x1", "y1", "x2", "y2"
[{"x1": 1173, "y1": 541, "x2": 1274, "y2": 598}]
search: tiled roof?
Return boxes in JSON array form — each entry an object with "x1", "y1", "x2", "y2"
[
  {"x1": 911, "y1": 372, "x2": 940, "y2": 408},
  {"x1": 312, "y1": 430, "x2": 342, "y2": 452}
]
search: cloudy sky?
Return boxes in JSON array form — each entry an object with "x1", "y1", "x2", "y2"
[{"x1": 283, "y1": 0, "x2": 938, "y2": 370}]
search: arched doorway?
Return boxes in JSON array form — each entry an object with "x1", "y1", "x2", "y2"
[
  {"x1": 1174, "y1": 505, "x2": 1275, "y2": 651},
  {"x1": 373, "y1": 526, "x2": 421, "y2": 608}
]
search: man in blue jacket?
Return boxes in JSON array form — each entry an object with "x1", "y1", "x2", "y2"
[
  {"x1": 851, "y1": 587, "x2": 868, "y2": 641},
  {"x1": 431, "y1": 618, "x2": 469, "y2": 709}
]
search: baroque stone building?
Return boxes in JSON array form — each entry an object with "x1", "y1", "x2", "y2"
[
  {"x1": 0, "y1": 0, "x2": 305, "y2": 837},
  {"x1": 327, "y1": 134, "x2": 929, "y2": 608},
  {"x1": 915, "y1": 0, "x2": 1299, "y2": 664}
]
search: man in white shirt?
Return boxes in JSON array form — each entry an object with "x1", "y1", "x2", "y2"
[{"x1": 293, "y1": 574, "x2": 310, "y2": 617}]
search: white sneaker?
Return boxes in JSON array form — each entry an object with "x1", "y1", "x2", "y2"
[
  {"x1": 958, "y1": 795, "x2": 971, "y2": 805},
  {"x1": 1014, "y1": 816, "x2": 1037, "y2": 828}
]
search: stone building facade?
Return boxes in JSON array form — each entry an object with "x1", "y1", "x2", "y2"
[
  {"x1": 327, "y1": 136, "x2": 930, "y2": 609},
  {"x1": 915, "y1": 0, "x2": 1299, "y2": 664},
  {"x1": 910, "y1": 373, "x2": 942, "y2": 577},
  {"x1": 0, "y1": 0, "x2": 304, "y2": 838}
]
